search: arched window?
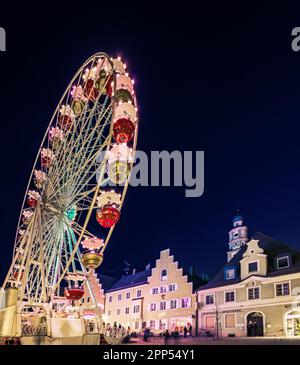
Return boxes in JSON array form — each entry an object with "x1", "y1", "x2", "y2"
[{"x1": 161, "y1": 269, "x2": 168, "y2": 281}]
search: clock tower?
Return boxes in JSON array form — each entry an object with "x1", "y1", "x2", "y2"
[{"x1": 227, "y1": 210, "x2": 248, "y2": 262}]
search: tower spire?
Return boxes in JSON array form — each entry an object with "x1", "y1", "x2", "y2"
[{"x1": 227, "y1": 210, "x2": 248, "y2": 262}]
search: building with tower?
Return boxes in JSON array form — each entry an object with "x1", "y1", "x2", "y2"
[{"x1": 197, "y1": 212, "x2": 300, "y2": 338}]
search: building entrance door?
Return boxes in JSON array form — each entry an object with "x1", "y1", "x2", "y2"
[{"x1": 246, "y1": 312, "x2": 264, "y2": 336}]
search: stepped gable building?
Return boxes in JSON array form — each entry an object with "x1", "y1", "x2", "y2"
[
  {"x1": 198, "y1": 218, "x2": 300, "y2": 337},
  {"x1": 103, "y1": 249, "x2": 198, "y2": 334}
]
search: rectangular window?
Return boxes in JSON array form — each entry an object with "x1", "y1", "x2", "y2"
[
  {"x1": 226, "y1": 269, "x2": 235, "y2": 280},
  {"x1": 126, "y1": 292, "x2": 130, "y2": 299},
  {"x1": 152, "y1": 288, "x2": 159, "y2": 295},
  {"x1": 169, "y1": 284, "x2": 176, "y2": 292},
  {"x1": 125, "y1": 307, "x2": 130, "y2": 314},
  {"x1": 118, "y1": 294, "x2": 122, "y2": 301},
  {"x1": 225, "y1": 291, "x2": 235, "y2": 302},
  {"x1": 159, "y1": 320, "x2": 166, "y2": 330},
  {"x1": 133, "y1": 305, "x2": 140, "y2": 313},
  {"x1": 108, "y1": 296, "x2": 112, "y2": 303},
  {"x1": 205, "y1": 316, "x2": 215, "y2": 329},
  {"x1": 149, "y1": 320, "x2": 156, "y2": 330},
  {"x1": 181, "y1": 297, "x2": 190, "y2": 308},
  {"x1": 150, "y1": 303, "x2": 156, "y2": 311},
  {"x1": 117, "y1": 309, "x2": 120, "y2": 315},
  {"x1": 248, "y1": 287, "x2": 260, "y2": 300},
  {"x1": 160, "y1": 301, "x2": 166, "y2": 310},
  {"x1": 160, "y1": 286, "x2": 167, "y2": 293},
  {"x1": 277, "y1": 256, "x2": 289, "y2": 269},
  {"x1": 134, "y1": 321, "x2": 139, "y2": 330},
  {"x1": 248, "y1": 262, "x2": 258, "y2": 273},
  {"x1": 276, "y1": 282, "x2": 290, "y2": 296},
  {"x1": 224, "y1": 314, "x2": 235, "y2": 328},
  {"x1": 170, "y1": 299, "x2": 177, "y2": 309},
  {"x1": 136, "y1": 289, "x2": 142, "y2": 298},
  {"x1": 205, "y1": 294, "x2": 214, "y2": 305}
]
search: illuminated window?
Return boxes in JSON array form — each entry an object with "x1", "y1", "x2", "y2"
[
  {"x1": 161, "y1": 269, "x2": 168, "y2": 281},
  {"x1": 248, "y1": 287, "x2": 260, "y2": 300},
  {"x1": 276, "y1": 282, "x2": 290, "y2": 296},
  {"x1": 150, "y1": 320, "x2": 156, "y2": 330},
  {"x1": 277, "y1": 256, "x2": 289, "y2": 269},
  {"x1": 224, "y1": 314, "x2": 235, "y2": 328},
  {"x1": 205, "y1": 316, "x2": 215, "y2": 329},
  {"x1": 159, "y1": 320, "x2": 166, "y2": 330},
  {"x1": 248, "y1": 262, "x2": 258, "y2": 273},
  {"x1": 225, "y1": 269, "x2": 235, "y2": 280},
  {"x1": 205, "y1": 294, "x2": 214, "y2": 305}
]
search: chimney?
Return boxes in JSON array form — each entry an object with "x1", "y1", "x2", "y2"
[
  {"x1": 133, "y1": 268, "x2": 136, "y2": 275},
  {"x1": 145, "y1": 263, "x2": 151, "y2": 271}
]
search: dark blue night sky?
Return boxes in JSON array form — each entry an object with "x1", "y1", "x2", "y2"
[{"x1": 1, "y1": 3, "x2": 300, "y2": 282}]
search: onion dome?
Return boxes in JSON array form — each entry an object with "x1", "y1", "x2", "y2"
[
  {"x1": 34, "y1": 169, "x2": 47, "y2": 189},
  {"x1": 58, "y1": 105, "x2": 75, "y2": 130},
  {"x1": 113, "y1": 102, "x2": 137, "y2": 143},
  {"x1": 81, "y1": 237, "x2": 104, "y2": 250},
  {"x1": 49, "y1": 127, "x2": 64, "y2": 149},
  {"x1": 41, "y1": 148, "x2": 55, "y2": 169},
  {"x1": 81, "y1": 251, "x2": 103, "y2": 270},
  {"x1": 27, "y1": 190, "x2": 41, "y2": 208}
]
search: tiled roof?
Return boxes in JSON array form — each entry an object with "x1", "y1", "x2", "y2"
[
  {"x1": 106, "y1": 268, "x2": 151, "y2": 292},
  {"x1": 199, "y1": 232, "x2": 300, "y2": 290}
]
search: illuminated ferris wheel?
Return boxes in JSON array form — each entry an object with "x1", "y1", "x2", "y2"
[{"x1": 2, "y1": 53, "x2": 138, "y2": 314}]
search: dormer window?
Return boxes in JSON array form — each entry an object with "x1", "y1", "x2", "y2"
[
  {"x1": 225, "y1": 268, "x2": 236, "y2": 280},
  {"x1": 277, "y1": 256, "x2": 289, "y2": 269},
  {"x1": 248, "y1": 261, "x2": 258, "y2": 273}
]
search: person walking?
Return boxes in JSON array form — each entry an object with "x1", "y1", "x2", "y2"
[
  {"x1": 189, "y1": 324, "x2": 193, "y2": 337},
  {"x1": 164, "y1": 329, "x2": 170, "y2": 345},
  {"x1": 183, "y1": 326, "x2": 188, "y2": 338}
]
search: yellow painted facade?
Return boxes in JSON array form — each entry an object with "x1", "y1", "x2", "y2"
[{"x1": 103, "y1": 249, "x2": 196, "y2": 334}]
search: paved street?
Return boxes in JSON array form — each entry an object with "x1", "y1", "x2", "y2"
[{"x1": 127, "y1": 336, "x2": 300, "y2": 345}]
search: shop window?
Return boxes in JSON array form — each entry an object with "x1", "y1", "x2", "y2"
[
  {"x1": 150, "y1": 320, "x2": 156, "y2": 330},
  {"x1": 205, "y1": 316, "x2": 215, "y2": 329},
  {"x1": 159, "y1": 320, "x2": 166, "y2": 330},
  {"x1": 224, "y1": 314, "x2": 235, "y2": 328}
]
